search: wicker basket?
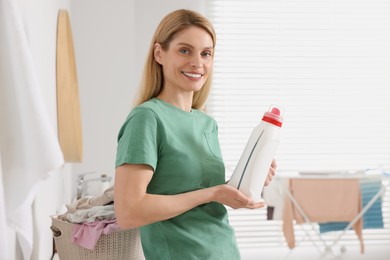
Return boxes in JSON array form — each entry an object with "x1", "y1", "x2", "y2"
[{"x1": 51, "y1": 216, "x2": 145, "y2": 260}]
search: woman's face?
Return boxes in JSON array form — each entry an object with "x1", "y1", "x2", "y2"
[{"x1": 154, "y1": 26, "x2": 214, "y2": 95}]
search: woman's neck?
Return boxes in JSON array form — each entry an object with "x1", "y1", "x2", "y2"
[{"x1": 157, "y1": 90, "x2": 193, "y2": 112}]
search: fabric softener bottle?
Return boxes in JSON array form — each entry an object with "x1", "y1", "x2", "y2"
[{"x1": 227, "y1": 105, "x2": 283, "y2": 202}]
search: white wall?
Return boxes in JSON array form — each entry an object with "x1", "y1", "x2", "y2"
[{"x1": 70, "y1": 0, "x2": 137, "y2": 181}]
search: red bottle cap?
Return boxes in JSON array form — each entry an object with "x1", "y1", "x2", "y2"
[{"x1": 262, "y1": 105, "x2": 283, "y2": 127}]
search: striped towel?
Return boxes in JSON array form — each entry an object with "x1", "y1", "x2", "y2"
[{"x1": 319, "y1": 180, "x2": 384, "y2": 233}]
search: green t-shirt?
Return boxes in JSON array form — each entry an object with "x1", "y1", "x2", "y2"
[{"x1": 116, "y1": 98, "x2": 240, "y2": 260}]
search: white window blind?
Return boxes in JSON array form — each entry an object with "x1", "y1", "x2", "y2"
[
  {"x1": 207, "y1": 0, "x2": 390, "y2": 174},
  {"x1": 206, "y1": 0, "x2": 390, "y2": 249}
]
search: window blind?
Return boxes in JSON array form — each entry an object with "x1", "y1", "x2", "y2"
[
  {"x1": 207, "y1": 0, "x2": 390, "y2": 174},
  {"x1": 206, "y1": 0, "x2": 390, "y2": 249}
]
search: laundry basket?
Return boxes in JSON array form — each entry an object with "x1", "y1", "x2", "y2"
[{"x1": 51, "y1": 216, "x2": 145, "y2": 260}]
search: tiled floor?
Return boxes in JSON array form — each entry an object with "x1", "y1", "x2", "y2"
[
  {"x1": 53, "y1": 245, "x2": 390, "y2": 260},
  {"x1": 240, "y1": 245, "x2": 390, "y2": 260}
]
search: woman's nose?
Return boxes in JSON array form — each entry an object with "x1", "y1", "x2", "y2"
[{"x1": 190, "y1": 55, "x2": 202, "y2": 68}]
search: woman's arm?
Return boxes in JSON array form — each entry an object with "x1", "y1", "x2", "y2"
[{"x1": 114, "y1": 163, "x2": 265, "y2": 229}]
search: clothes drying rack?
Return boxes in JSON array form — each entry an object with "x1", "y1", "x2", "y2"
[{"x1": 279, "y1": 173, "x2": 388, "y2": 260}]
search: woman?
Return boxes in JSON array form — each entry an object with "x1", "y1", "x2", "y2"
[{"x1": 114, "y1": 9, "x2": 276, "y2": 259}]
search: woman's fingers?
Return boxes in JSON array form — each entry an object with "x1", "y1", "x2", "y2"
[
  {"x1": 244, "y1": 199, "x2": 266, "y2": 209},
  {"x1": 214, "y1": 185, "x2": 266, "y2": 209},
  {"x1": 264, "y1": 159, "x2": 277, "y2": 186},
  {"x1": 271, "y1": 158, "x2": 277, "y2": 169}
]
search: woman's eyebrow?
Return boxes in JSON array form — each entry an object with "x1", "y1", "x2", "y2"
[{"x1": 176, "y1": 42, "x2": 214, "y2": 50}]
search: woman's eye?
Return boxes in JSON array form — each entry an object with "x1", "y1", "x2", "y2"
[
  {"x1": 179, "y1": 49, "x2": 190, "y2": 54},
  {"x1": 202, "y1": 51, "x2": 212, "y2": 57}
]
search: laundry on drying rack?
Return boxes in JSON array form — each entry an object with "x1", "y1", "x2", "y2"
[
  {"x1": 263, "y1": 177, "x2": 288, "y2": 220},
  {"x1": 319, "y1": 180, "x2": 384, "y2": 233},
  {"x1": 282, "y1": 179, "x2": 364, "y2": 253}
]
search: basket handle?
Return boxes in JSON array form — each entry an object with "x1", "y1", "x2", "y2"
[{"x1": 50, "y1": 225, "x2": 62, "y2": 237}]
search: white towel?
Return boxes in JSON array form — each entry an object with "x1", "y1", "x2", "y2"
[
  {"x1": 262, "y1": 178, "x2": 288, "y2": 220},
  {"x1": 0, "y1": 0, "x2": 65, "y2": 259},
  {"x1": 0, "y1": 165, "x2": 9, "y2": 260},
  {"x1": 65, "y1": 205, "x2": 116, "y2": 224}
]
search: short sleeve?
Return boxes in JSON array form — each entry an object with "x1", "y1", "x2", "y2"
[{"x1": 115, "y1": 107, "x2": 159, "y2": 170}]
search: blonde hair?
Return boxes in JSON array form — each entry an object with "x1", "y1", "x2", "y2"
[{"x1": 135, "y1": 9, "x2": 216, "y2": 110}]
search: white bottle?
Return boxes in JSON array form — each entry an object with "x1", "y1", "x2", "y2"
[{"x1": 227, "y1": 105, "x2": 283, "y2": 202}]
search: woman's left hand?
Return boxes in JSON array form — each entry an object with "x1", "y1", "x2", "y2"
[{"x1": 264, "y1": 159, "x2": 277, "y2": 186}]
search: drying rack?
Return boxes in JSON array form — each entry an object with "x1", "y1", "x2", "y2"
[{"x1": 277, "y1": 173, "x2": 388, "y2": 260}]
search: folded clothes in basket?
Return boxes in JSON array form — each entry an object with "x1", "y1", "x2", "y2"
[
  {"x1": 65, "y1": 204, "x2": 115, "y2": 223},
  {"x1": 59, "y1": 185, "x2": 114, "y2": 221},
  {"x1": 56, "y1": 186, "x2": 120, "y2": 250},
  {"x1": 51, "y1": 216, "x2": 145, "y2": 260},
  {"x1": 72, "y1": 219, "x2": 120, "y2": 250}
]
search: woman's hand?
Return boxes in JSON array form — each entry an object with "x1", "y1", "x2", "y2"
[
  {"x1": 264, "y1": 159, "x2": 277, "y2": 186},
  {"x1": 212, "y1": 184, "x2": 265, "y2": 209}
]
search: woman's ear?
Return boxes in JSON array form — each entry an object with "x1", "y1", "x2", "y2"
[{"x1": 154, "y1": 43, "x2": 163, "y2": 65}]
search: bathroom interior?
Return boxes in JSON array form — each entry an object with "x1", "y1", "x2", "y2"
[{"x1": 1, "y1": 0, "x2": 390, "y2": 259}]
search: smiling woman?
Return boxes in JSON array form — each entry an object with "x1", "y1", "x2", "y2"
[{"x1": 113, "y1": 9, "x2": 276, "y2": 260}]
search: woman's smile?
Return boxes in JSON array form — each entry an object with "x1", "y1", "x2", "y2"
[{"x1": 181, "y1": 71, "x2": 203, "y2": 79}]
